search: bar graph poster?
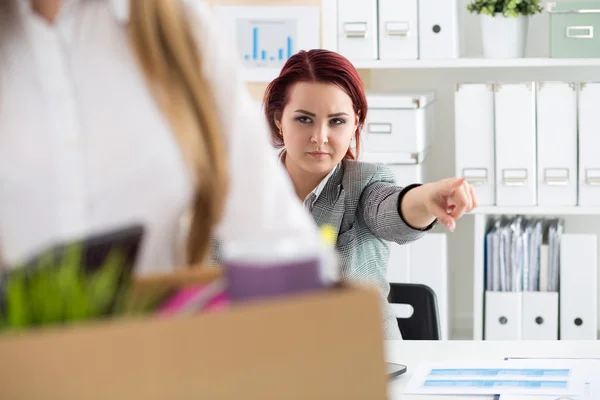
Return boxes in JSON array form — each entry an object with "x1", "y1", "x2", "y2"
[
  {"x1": 237, "y1": 19, "x2": 296, "y2": 67},
  {"x1": 214, "y1": 6, "x2": 320, "y2": 82}
]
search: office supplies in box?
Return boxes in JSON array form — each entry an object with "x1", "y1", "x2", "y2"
[{"x1": 0, "y1": 267, "x2": 389, "y2": 399}]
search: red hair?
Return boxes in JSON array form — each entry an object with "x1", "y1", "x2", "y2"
[{"x1": 263, "y1": 49, "x2": 367, "y2": 160}]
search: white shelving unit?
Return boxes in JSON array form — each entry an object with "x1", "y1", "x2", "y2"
[
  {"x1": 323, "y1": 0, "x2": 600, "y2": 340},
  {"x1": 244, "y1": 57, "x2": 600, "y2": 82},
  {"x1": 472, "y1": 206, "x2": 600, "y2": 216},
  {"x1": 354, "y1": 58, "x2": 600, "y2": 70}
]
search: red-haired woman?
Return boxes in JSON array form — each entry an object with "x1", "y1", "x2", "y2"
[{"x1": 264, "y1": 49, "x2": 477, "y2": 339}]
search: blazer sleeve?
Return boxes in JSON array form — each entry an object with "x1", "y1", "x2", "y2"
[
  {"x1": 359, "y1": 165, "x2": 435, "y2": 245},
  {"x1": 181, "y1": 1, "x2": 318, "y2": 245}
]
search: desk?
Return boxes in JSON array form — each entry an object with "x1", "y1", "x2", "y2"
[{"x1": 386, "y1": 340, "x2": 600, "y2": 400}]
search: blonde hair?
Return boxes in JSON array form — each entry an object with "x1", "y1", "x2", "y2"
[{"x1": 128, "y1": 0, "x2": 228, "y2": 265}]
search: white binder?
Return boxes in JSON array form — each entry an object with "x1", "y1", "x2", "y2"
[
  {"x1": 410, "y1": 234, "x2": 449, "y2": 340},
  {"x1": 336, "y1": 0, "x2": 378, "y2": 61},
  {"x1": 454, "y1": 83, "x2": 495, "y2": 206},
  {"x1": 378, "y1": 0, "x2": 418, "y2": 60},
  {"x1": 578, "y1": 82, "x2": 600, "y2": 206},
  {"x1": 485, "y1": 291, "x2": 523, "y2": 340},
  {"x1": 522, "y1": 291, "x2": 559, "y2": 340},
  {"x1": 560, "y1": 234, "x2": 598, "y2": 340},
  {"x1": 536, "y1": 82, "x2": 577, "y2": 206},
  {"x1": 494, "y1": 82, "x2": 537, "y2": 206},
  {"x1": 418, "y1": 0, "x2": 459, "y2": 59}
]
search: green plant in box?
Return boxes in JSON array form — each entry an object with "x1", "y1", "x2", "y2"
[
  {"x1": 467, "y1": 0, "x2": 543, "y2": 17},
  {"x1": 0, "y1": 243, "x2": 128, "y2": 329}
]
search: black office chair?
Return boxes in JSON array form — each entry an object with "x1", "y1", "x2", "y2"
[{"x1": 388, "y1": 283, "x2": 441, "y2": 340}]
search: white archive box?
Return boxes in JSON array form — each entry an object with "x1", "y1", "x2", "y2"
[
  {"x1": 560, "y1": 234, "x2": 598, "y2": 340},
  {"x1": 361, "y1": 92, "x2": 435, "y2": 165},
  {"x1": 387, "y1": 164, "x2": 428, "y2": 186},
  {"x1": 378, "y1": 0, "x2": 418, "y2": 60},
  {"x1": 454, "y1": 83, "x2": 495, "y2": 206},
  {"x1": 337, "y1": 0, "x2": 378, "y2": 61},
  {"x1": 410, "y1": 234, "x2": 449, "y2": 340},
  {"x1": 494, "y1": 82, "x2": 537, "y2": 206},
  {"x1": 418, "y1": 0, "x2": 459, "y2": 59},
  {"x1": 386, "y1": 234, "x2": 449, "y2": 340},
  {"x1": 578, "y1": 82, "x2": 600, "y2": 206},
  {"x1": 536, "y1": 82, "x2": 577, "y2": 206},
  {"x1": 384, "y1": 163, "x2": 429, "y2": 286},
  {"x1": 380, "y1": 163, "x2": 449, "y2": 339}
]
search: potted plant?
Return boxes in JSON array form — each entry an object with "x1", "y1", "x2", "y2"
[{"x1": 466, "y1": 0, "x2": 544, "y2": 59}]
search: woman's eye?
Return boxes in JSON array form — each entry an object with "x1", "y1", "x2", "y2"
[
  {"x1": 330, "y1": 118, "x2": 346, "y2": 125},
  {"x1": 296, "y1": 116, "x2": 312, "y2": 124}
]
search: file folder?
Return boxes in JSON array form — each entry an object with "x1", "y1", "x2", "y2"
[
  {"x1": 539, "y1": 244, "x2": 550, "y2": 293},
  {"x1": 494, "y1": 83, "x2": 537, "y2": 206},
  {"x1": 418, "y1": 0, "x2": 459, "y2": 59},
  {"x1": 378, "y1": 0, "x2": 418, "y2": 60},
  {"x1": 522, "y1": 291, "x2": 559, "y2": 340},
  {"x1": 578, "y1": 82, "x2": 600, "y2": 206},
  {"x1": 536, "y1": 82, "x2": 577, "y2": 206},
  {"x1": 454, "y1": 83, "x2": 495, "y2": 206},
  {"x1": 560, "y1": 234, "x2": 598, "y2": 340},
  {"x1": 485, "y1": 291, "x2": 523, "y2": 340}
]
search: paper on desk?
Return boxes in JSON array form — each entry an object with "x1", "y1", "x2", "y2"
[
  {"x1": 498, "y1": 358, "x2": 600, "y2": 400},
  {"x1": 403, "y1": 359, "x2": 588, "y2": 397},
  {"x1": 499, "y1": 397, "x2": 580, "y2": 400}
]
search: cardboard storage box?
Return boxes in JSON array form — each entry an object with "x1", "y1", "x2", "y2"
[{"x1": 0, "y1": 268, "x2": 388, "y2": 399}]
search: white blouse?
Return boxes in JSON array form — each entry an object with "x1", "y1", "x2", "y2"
[{"x1": 0, "y1": 0, "x2": 317, "y2": 274}]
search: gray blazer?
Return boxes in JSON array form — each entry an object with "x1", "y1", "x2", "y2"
[{"x1": 311, "y1": 160, "x2": 433, "y2": 339}]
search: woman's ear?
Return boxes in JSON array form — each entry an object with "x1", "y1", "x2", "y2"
[{"x1": 274, "y1": 111, "x2": 283, "y2": 134}]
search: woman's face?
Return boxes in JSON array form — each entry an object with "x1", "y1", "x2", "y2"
[{"x1": 275, "y1": 82, "x2": 358, "y2": 177}]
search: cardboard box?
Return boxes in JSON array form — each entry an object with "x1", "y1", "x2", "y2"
[{"x1": 0, "y1": 268, "x2": 388, "y2": 399}]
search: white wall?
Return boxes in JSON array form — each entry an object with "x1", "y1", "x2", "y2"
[{"x1": 366, "y1": 0, "x2": 600, "y2": 338}]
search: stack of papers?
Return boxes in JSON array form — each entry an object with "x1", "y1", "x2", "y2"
[
  {"x1": 403, "y1": 358, "x2": 599, "y2": 398},
  {"x1": 486, "y1": 217, "x2": 563, "y2": 293}
]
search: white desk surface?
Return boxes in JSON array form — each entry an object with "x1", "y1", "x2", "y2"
[{"x1": 385, "y1": 340, "x2": 600, "y2": 400}]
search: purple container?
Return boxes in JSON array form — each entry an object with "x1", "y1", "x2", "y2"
[{"x1": 222, "y1": 235, "x2": 324, "y2": 303}]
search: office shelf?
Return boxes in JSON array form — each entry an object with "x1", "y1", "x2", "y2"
[
  {"x1": 241, "y1": 58, "x2": 600, "y2": 82},
  {"x1": 472, "y1": 206, "x2": 600, "y2": 216},
  {"x1": 353, "y1": 58, "x2": 600, "y2": 70}
]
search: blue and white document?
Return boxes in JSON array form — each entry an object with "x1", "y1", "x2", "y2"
[
  {"x1": 498, "y1": 358, "x2": 600, "y2": 400},
  {"x1": 403, "y1": 359, "x2": 589, "y2": 397}
]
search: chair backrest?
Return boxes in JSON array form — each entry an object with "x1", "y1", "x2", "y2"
[{"x1": 388, "y1": 283, "x2": 441, "y2": 340}]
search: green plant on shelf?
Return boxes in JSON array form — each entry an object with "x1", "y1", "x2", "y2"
[{"x1": 466, "y1": 0, "x2": 544, "y2": 17}]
